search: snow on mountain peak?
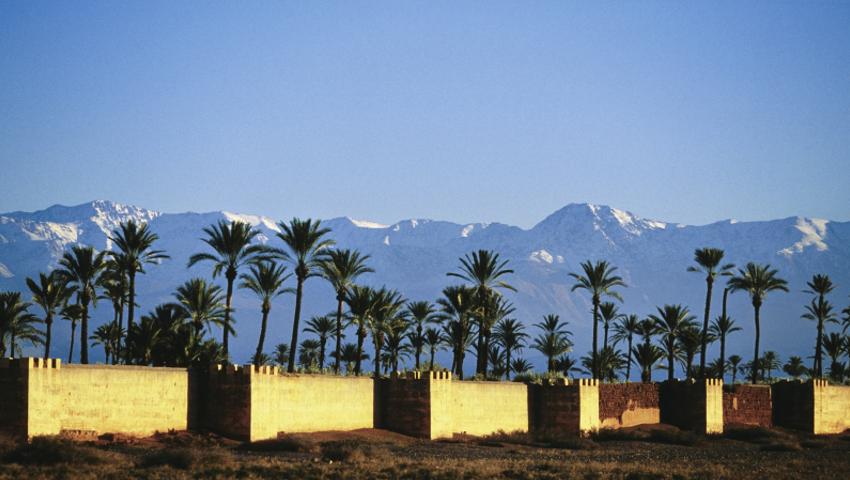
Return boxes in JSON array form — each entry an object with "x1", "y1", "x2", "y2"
[
  {"x1": 222, "y1": 211, "x2": 281, "y2": 233},
  {"x1": 779, "y1": 217, "x2": 829, "y2": 256},
  {"x1": 349, "y1": 218, "x2": 389, "y2": 229}
]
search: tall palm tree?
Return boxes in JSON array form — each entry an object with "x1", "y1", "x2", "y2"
[
  {"x1": 60, "y1": 303, "x2": 82, "y2": 363},
  {"x1": 447, "y1": 249, "x2": 515, "y2": 375},
  {"x1": 345, "y1": 285, "x2": 375, "y2": 376},
  {"x1": 98, "y1": 268, "x2": 128, "y2": 362},
  {"x1": 304, "y1": 315, "x2": 336, "y2": 369},
  {"x1": 650, "y1": 304, "x2": 697, "y2": 381},
  {"x1": 320, "y1": 249, "x2": 373, "y2": 373},
  {"x1": 58, "y1": 246, "x2": 108, "y2": 364},
  {"x1": 803, "y1": 274, "x2": 836, "y2": 378},
  {"x1": 728, "y1": 263, "x2": 789, "y2": 384},
  {"x1": 109, "y1": 220, "x2": 168, "y2": 361},
  {"x1": 532, "y1": 314, "x2": 573, "y2": 373},
  {"x1": 26, "y1": 271, "x2": 73, "y2": 359},
  {"x1": 612, "y1": 314, "x2": 640, "y2": 381},
  {"x1": 239, "y1": 261, "x2": 292, "y2": 365},
  {"x1": 632, "y1": 343, "x2": 663, "y2": 383},
  {"x1": 405, "y1": 300, "x2": 437, "y2": 371},
  {"x1": 728, "y1": 354, "x2": 743, "y2": 384},
  {"x1": 598, "y1": 302, "x2": 623, "y2": 350},
  {"x1": 569, "y1": 260, "x2": 626, "y2": 378},
  {"x1": 188, "y1": 220, "x2": 266, "y2": 361},
  {"x1": 687, "y1": 248, "x2": 734, "y2": 378},
  {"x1": 275, "y1": 218, "x2": 335, "y2": 373},
  {"x1": 493, "y1": 317, "x2": 528, "y2": 380},
  {"x1": 366, "y1": 287, "x2": 405, "y2": 378},
  {"x1": 801, "y1": 298, "x2": 836, "y2": 379},
  {"x1": 708, "y1": 288, "x2": 740, "y2": 380},
  {"x1": 423, "y1": 327, "x2": 443, "y2": 370},
  {"x1": 0, "y1": 292, "x2": 40, "y2": 358},
  {"x1": 173, "y1": 278, "x2": 227, "y2": 336},
  {"x1": 437, "y1": 285, "x2": 475, "y2": 378}
]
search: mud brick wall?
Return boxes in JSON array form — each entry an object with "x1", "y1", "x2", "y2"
[
  {"x1": 723, "y1": 385, "x2": 772, "y2": 428},
  {"x1": 530, "y1": 383, "x2": 582, "y2": 436},
  {"x1": 599, "y1": 383, "x2": 661, "y2": 428},
  {"x1": 772, "y1": 381, "x2": 814, "y2": 432},
  {"x1": 377, "y1": 378, "x2": 430, "y2": 438},
  {"x1": 0, "y1": 359, "x2": 29, "y2": 438},
  {"x1": 659, "y1": 379, "x2": 723, "y2": 434},
  {"x1": 204, "y1": 365, "x2": 252, "y2": 440}
]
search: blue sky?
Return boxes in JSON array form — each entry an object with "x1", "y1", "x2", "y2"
[{"x1": 1, "y1": 1, "x2": 848, "y2": 228}]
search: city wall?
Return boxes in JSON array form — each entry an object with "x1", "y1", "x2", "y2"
[{"x1": 5, "y1": 358, "x2": 849, "y2": 442}]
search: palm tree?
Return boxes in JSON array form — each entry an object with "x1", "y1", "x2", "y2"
[
  {"x1": 59, "y1": 303, "x2": 82, "y2": 363},
  {"x1": 598, "y1": 302, "x2": 623, "y2": 350},
  {"x1": 510, "y1": 357, "x2": 533, "y2": 376},
  {"x1": 532, "y1": 314, "x2": 573, "y2": 373},
  {"x1": 298, "y1": 339, "x2": 321, "y2": 369},
  {"x1": 632, "y1": 343, "x2": 663, "y2": 383},
  {"x1": 384, "y1": 316, "x2": 411, "y2": 373},
  {"x1": 569, "y1": 260, "x2": 626, "y2": 378},
  {"x1": 676, "y1": 326, "x2": 702, "y2": 380},
  {"x1": 0, "y1": 292, "x2": 40, "y2": 358},
  {"x1": 687, "y1": 248, "x2": 734, "y2": 378},
  {"x1": 304, "y1": 315, "x2": 336, "y2": 369},
  {"x1": 26, "y1": 271, "x2": 73, "y2": 359},
  {"x1": 405, "y1": 301, "x2": 437, "y2": 371},
  {"x1": 239, "y1": 261, "x2": 292, "y2": 365},
  {"x1": 650, "y1": 304, "x2": 697, "y2": 381},
  {"x1": 423, "y1": 327, "x2": 443, "y2": 370},
  {"x1": 612, "y1": 314, "x2": 640, "y2": 381},
  {"x1": 320, "y1": 249, "x2": 373, "y2": 373},
  {"x1": 803, "y1": 274, "x2": 837, "y2": 378},
  {"x1": 582, "y1": 346, "x2": 624, "y2": 382},
  {"x1": 493, "y1": 317, "x2": 528, "y2": 380},
  {"x1": 366, "y1": 287, "x2": 405, "y2": 378},
  {"x1": 783, "y1": 356, "x2": 807, "y2": 379},
  {"x1": 339, "y1": 342, "x2": 365, "y2": 374},
  {"x1": 556, "y1": 354, "x2": 579, "y2": 377},
  {"x1": 447, "y1": 249, "x2": 515, "y2": 375},
  {"x1": 91, "y1": 321, "x2": 119, "y2": 364},
  {"x1": 188, "y1": 220, "x2": 266, "y2": 362},
  {"x1": 345, "y1": 285, "x2": 375, "y2": 376},
  {"x1": 109, "y1": 220, "x2": 169, "y2": 361},
  {"x1": 58, "y1": 246, "x2": 108, "y2": 364},
  {"x1": 728, "y1": 354, "x2": 743, "y2": 384},
  {"x1": 437, "y1": 285, "x2": 476, "y2": 378},
  {"x1": 273, "y1": 343, "x2": 290, "y2": 367},
  {"x1": 98, "y1": 266, "x2": 128, "y2": 362},
  {"x1": 173, "y1": 278, "x2": 227, "y2": 336},
  {"x1": 728, "y1": 263, "x2": 789, "y2": 384},
  {"x1": 488, "y1": 345, "x2": 507, "y2": 379},
  {"x1": 709, "y1": 288, "x2": 740, "y2": 381},
  {"x1": 823, "y1": 332, "x2": 846, "y2": 382},
  {"x1": 761, "y1": 351, "x2": 781, "y2": 381},
  {"x1": 275, "y1": 218, "x2": 335, "y2": 373}
]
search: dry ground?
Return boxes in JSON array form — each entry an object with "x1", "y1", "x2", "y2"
[{"x1": 1, "y1": 425, "x2": 848, "y2": 479}]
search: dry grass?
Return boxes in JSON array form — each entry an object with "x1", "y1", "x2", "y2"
[{"x1": 1, "y1": 428, "x2": 849, "y2": 479}]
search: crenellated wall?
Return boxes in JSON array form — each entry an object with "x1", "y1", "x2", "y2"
[
  {"x1": 773, "y1": 379, "x2": 850, "y2": 434},
  {"x1": 659, "y1": 379, "x2": 723, "y2": 434},
  {"x1": 530, "y1": 379, "x2": 599, "y2": 436}
]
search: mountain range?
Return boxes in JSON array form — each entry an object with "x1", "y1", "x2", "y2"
[{"x1": 2, "y1": 200, "x2": 849, "y2": 373}]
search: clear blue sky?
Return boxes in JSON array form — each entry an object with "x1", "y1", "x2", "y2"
[{"x1": 1, "y1": 1, "x2": 848, "y2": 227}]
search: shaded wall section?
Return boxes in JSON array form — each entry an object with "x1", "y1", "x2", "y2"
[{"x1": 723, "y1": 385, "x2": 772, "y2": 428}]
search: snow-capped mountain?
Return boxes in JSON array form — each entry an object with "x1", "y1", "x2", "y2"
[{"x1": 2, "y1": 200, "x2": 849, "y2": 371}]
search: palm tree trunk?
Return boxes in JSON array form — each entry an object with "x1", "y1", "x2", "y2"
[
  {"x1": 476, "y1": 319, "x2": 486, "y2": 376},
  {"x1": 667, "y1": 340, "x2": 675, "y2": 381},
  {"x1": 80, "y1": 302, "x2": 89, "y2": 364},
  {"x1": 373, "y1": 339, "x2": 382, "y2": 378},
  {"x1": 319, "y1": 338, "x2": 326, "y2": 370},
  {"x1": 720, "y1": 336, "x2": 726, "y2": 381},
  {"x1": 752, "y1": 303, "x2": 761, "y2": 384},
  {"x1": 815, "y1": 319, "x2": 823, "y2": 378},
  {"x1": 415, "y1": 324, "x2": 422, "y2": 370},
  {"x1": 603, "y1": 322, "x2": 609, "y2": 350},
  {"x1": 458, "y1": 351, "x2": 465, "y2": 379},
  {"x1": 429, "y1": 346, "x2": 436, "y2": 369},
  {"x1": 11, "y1": 333, "x2": 16, "y2": 358},
  {"x1": 626, "y1": 335, "x2": 633, "y2": 381},
  {"x1": 124, "y1": 273, "x2": 134, "y2": 364},
  {"x1": 69, "y1": 321, "x2": 77, "y2": 363},
  {"x1": 116, "y1": 297, "x2": 124, "y2": 363},
  {"x1": 287, "y1": 277, "x2": 304, "y2": 373},
  {"x1": 254, "y1": 306, "x2": 270, "y2": 365},
  {"x1": 698, "y1": 276, "x2": 713, "y2": 379},
  {"x1": 44, "y1": 313, "x2": 53, "y2": 359},
  {"x1": 355, "y1": 327, "x2": 365, "y2": 376},
  {"x1": 334, "y1": 293, "x2": 344, "y2": 374},
  {"x1": 592, "y1": 298, "x2": 600, "y2": 378},
  {"x1": 506, "y1": 350, "x2": 512, "y2": 380},
  {"x1": 223, "y1": 274, "x2": 234, "y2": 362}
]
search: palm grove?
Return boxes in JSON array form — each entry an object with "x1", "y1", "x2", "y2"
[{"x1": 2, "y1": 218, "x2": 850, "y2": 386}]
